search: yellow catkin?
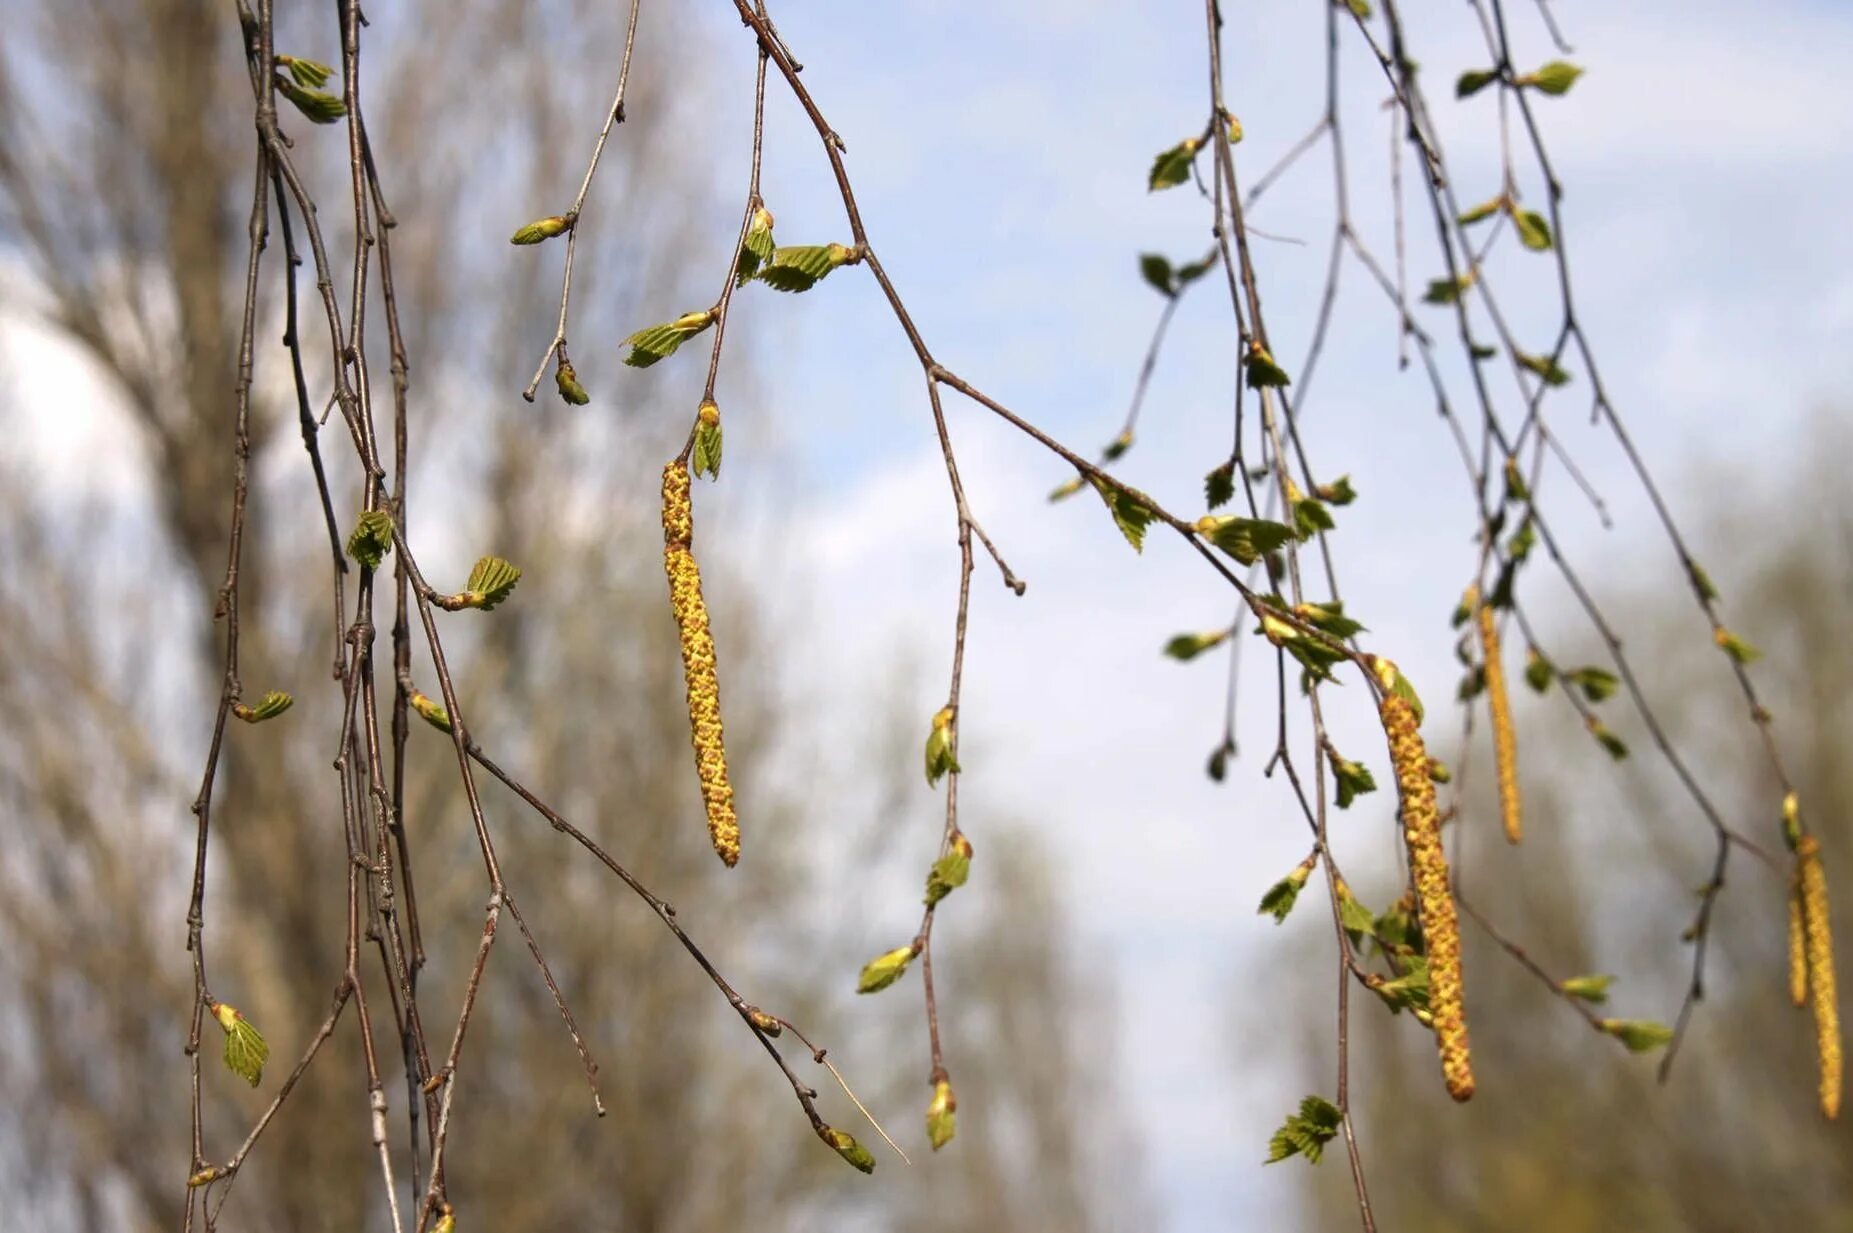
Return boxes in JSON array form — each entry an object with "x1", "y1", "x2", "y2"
[
  {"x1": 1790, "y1": 884, "x2": 1809, "y2": 1008},
  {"x1": 1799, "y1": 835, "x2": 1841, "y2": 1118},
  {"x1": 662, "y1": 462, "x2": 739, "y2": 867},
  {"x1": 1379, "y1": 683, "x2": 1474, "y2": 1102},
  {"x1": 1476, "y1": 603, "x2": 1522, "y2": 845}
]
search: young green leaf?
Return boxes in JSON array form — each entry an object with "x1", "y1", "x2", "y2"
[
  {"x1": 1164, "y1": 629, "x2": 1231, "y2": 662},
  {"x1": 756, "y1": 242, "x2": 855, "y2": 293},
  {"x1": 1423, "y1": 274, "x2": 1474, "y2": 305},
  {"x1": 1139, "y1": 253, "x2": 1176, "y2": 296},
  {"x1": 1093, "y1": 478, "x2": 1156, "y2": 552},
  {"x1": 1316, "y1": 475, "x2": 1358, "y2": 506},
  {"x1": 1196, "y1": 515, "x2": 1294, "y2": 565},
  {"x1": 1291, "y1": 494, "x2": 1335, "y2": 541},
  {"x1": 276, "y1": 78, "x2": 346, "y2": 124},
  {"x1": 1560, "y1": 974, "x2": 1615, "y2": 1004},
  {"x1": 1244, "y1": 346, "x2": 1292, "y2": 389},
  {"x1": 461, "y1": 556, "x2": 522, "y2": 611},
  {"x1": 735, "y1": 205, "x2": 777, "y2": 284},
  {"x1": 1048, "y1": 474, "x2": 1086, "y2": 502},
  {"x1": 511, "y1": 216, "x2": 570, "y2": 246},
  {"x1": 346, "y1": 509, "x2": 394, "y2": 570},
  {"x1": 212, "y1": 1002, "x2": 268, "y2": 1087},
  {"x1": 926, "y1": 1079, "x2": 957, "y2": 1151},
  {"x1": 1458, "y1": 196, "x2": 1504, "y2": 225},
  {"x1": 621, "y1": 310, "x2": 715, "y2": 368},
  {"x1": 410, "y1": 691, "x2": 453, "y2": 734},
  {"x1": 822, "y1": 1126, "x2": 877, "y2": 1174},
  {"x1": 554, "y1": 357, "x2": 590, "y2": 405},
  {"x1": 1333, "y1": 757, "x2": 1377, "y2": 809},
  {"x1": 1588, "y1": 719, "x2": 1629, "y2": 761},
  {"x1": 1714, "y1": 628, "x2": 1761, "y2": 664},
  {"x1": 1524, "y1": 648, "x2": 1553, "y2": 693},
  {"x1": 1566, "y1": 666, "x2": 1619, "y2": 703},
  {"x1": 1456, "y1": 68, "x2": 1500, "y2": 98},
  {"x1": 278, "y1": 55, "x2": 334, "y2": 89},
  {"x1": 856, "y1": 945, "x2": 916, "y2": 994},
  {"x1": 1514, "y1": 349, "x2": 1573, "y2": 386},
  {"x1": 1204, "y1": 461, "x2": 1236, "y2": 510},
  {"x1": 1601, "y1": 1018, "x2": 1673, "y2": 1053},
  {"x1": 1512, "y1": 208, "x2": 1554, "y2": 252},
  {"x1": 1102, "y1": 429, "x2": 1135, "y2": 462},
  {"x1": 234, "y1": 690, "x2": 294, "y2": 724},
  {"x1": 1265, "y1": 1096, "x2": 1342, "y2": 1165},
  {"x1": 1148, "y1": 137, "x2": 1201, "y2": 191},
  {"x1": 693, "y1": 399, "x2": 723, "y2": 481},
  {"x1": 924, "y1": 706, "x2": 960, "y2": 787},
  {"x1": 925, "y1": 834, "x2": 974, "y2": 906},
  {"x1": 1258, "y1": 857, "x2": 1316, "y2": 924},
  {"x1": 1520, "y1": 60, "x2": 1584, "y2": 96}
]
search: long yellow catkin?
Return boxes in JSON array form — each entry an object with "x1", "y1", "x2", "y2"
[
  {"x1": 1799, "y1": 835, "x2": 1840, "y2": 1118},
  {"x1": 662, "y1": 462, "x2": 739, "y2": 867},
  {"x1": 1476, "y1": 603, "x2": 1522, "y2": 845},
  {"x1": 1790, "y1": 884, "x2": 1809, "y2": 1008},
  {"x1": 1379, "y1": 678, "x2": 1474, "y2": 1101}
]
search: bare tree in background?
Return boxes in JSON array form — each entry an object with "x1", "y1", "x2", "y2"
[
  {"x1": 0, "y1": 2, "x2": 1147, "y2": 1230},
  {"x1": 1280, "y1": 436, "x2": 1853, "y2": 1231}
]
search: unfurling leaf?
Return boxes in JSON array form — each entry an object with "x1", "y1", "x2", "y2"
[
  {"x1": 1458, "y1": 196, "x2": 1503, "y2": 225},
  {"x1": 693, "y1": 399, "x2": 724, "y2": 480},
  {"x1": 346, "y1": 509, "x2": 394, "y2": 570},
  {"x1": 747, "y1": 1007, "x2": 783, "y2": 1036},
  {"x1": 1602, "y1": 1018, "x2": 1674, "y2": 1053},
  {"x1": 1423, "y1": 273, "x2": 1474, "y2": 305},
  {"x1": 1524, "y1": 648, "x2": 1553, "y2": 693},
  {"x1": 1426, "y1": 756, "x2": 1452, "y2": 784},
  {"x1": 278, "y1": 55, "x2": 334, "y2": 89},
  {"x1": 554, "y1": 358, "x2": 590, "y2": 405},
  {"x1": 736, "y1": 205, "x2": 777, "y2": 283},
  {"x1": 1092, "y1": 478, "x2": 1156, "y2": 552},
  {"x1": 1290, "y1": 492, "x2": 1335, "y2": 540},
  {"x1": 461, "y1": 556, "x2": 522, "y2": 611},
  {"x1": 856, "y1": 946, "x2": 916, "y2": 994},
  {"x1": 1048, "y1": 474, "x2": 1087, "y2": 502},
  {"x1": 1520, "y1": 60, "x2": 1584, "y2": 96},
  {"x1": 1258, "y1": 856, "x2": 1316, "y2": 924},
  {"x1": 1204, "y1": 461, "x2": 1236, "y2": 510},
  {"x1": 1265, "y1": 1095, "x2": 1342, "y2": 1164},
  {"x1": 755, "y1": 242, "x2": 855, "y2": 293},
  {"x1": 511, "y1": 215, "x2": 570, "y2": 246},
  {"x1": 822, "y1": 1126, "x2": 877, "y2": 1173},
  {"x1": 1147, "y1": 137, "x2": 1200, "y2": 191},
  {"x1": 924, "y1": 706, "x2": 960, "y2": 787},
  {"x1": 1714, "y1": 627, "x2": 1761, "y2": 664},
  {"x1": 1244, "y1": 345, "x2": 1292, "y2": 389},
  {"x1": 925, "y1": 833, "x2": 974, "y2": 906},
  {"x1": 1560, "y1": 974, "x2": 1615, "y2": 1004},
  {"x1": 1334, "y1": 757, "x2": 1377, "y2": 809},
  {"x1": 1102, "y1": 429, "x2": 1135, "y2": 462},
  {"x1": 1316, "y1": 475, "x2": 1358, "y2": 506},
  {"x1": 1456, "y1": 68, "x2": 1499, "y2": 98},
  {"x1": 622, "y1": 310, "x2": 714, "y2": 368},
  {"x1": 1587, "y1": 718, "x2": 1628, "y2": 760},
  {"x1": 234, "y1": 690, "x2": 294, "y2": 724},
  {"x1": 1566, "y1": 666, "x2": 1618, "y2": 703},
  {"x1": 1512, "y1": 207, "x2": 1554, "y2": 252},
  {"x1": 1196, "y1": 515, "x2": 1293, "y2": 565},
  {"x1": 1164, "y1": 629, "x2": 1231, "y2": 662},
  {"x1": 1514, "y1": 349, "x2": 1573, "y2": 386},
  {"x1": 276, "y1": 78, "x2": 346, "y2": 124},
  {"x1": 926, "y1": 1078, "x2": 958, "y2": 1150},
  {"x1": 410, "y1": 691, "x2": 452, "y2": 734},
  {"x1": 1139, "y1": 252, "x2": 1176, "y2": 296},
  {"x1": 213, "y1": 1002, "x2": 268, "y2": 1087}
]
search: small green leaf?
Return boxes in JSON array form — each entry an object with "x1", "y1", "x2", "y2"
[
  {"x1": 925, "y1": 706, "x2": 960, "y2": 787},
  {"x1": 693, "y1": 400, "x2": 723, "y2": 481},
  {"x1": 1048, "y1": 474, "x2": 1087, "y2": 502},
  {"x1": 1512, "y1": 208, "x2": 1554, "y2": 252},
  {"x1": 1691, "y1": 562, "x2": 1719, "y2": 602},
  {"x1": 1139, "y1": 253, "x2": 1176, "y2": 296},
  {"x1": 1148, "y1": 137, "x2": 1200, "y2": 191},
  {"x1": 1566, "y1": 666, "x2": 1618, "y2": 703},
  {"x1": 621, "y1": 310, "x2": 714, "y2": 368},
  {"x1": 926, "y1": 1080, "x2": 957, "y2": 1151},
  {"x1": 1165, "y1": 629, "x2": 1231, "y2": 662},
  {"x1": 1602, "y1": 1018, "x2": 1673, "y2": 1053},
  {"x1": 1258, "y1": 857, "x2": 1316, "y2": 924},
  {"x1": 1197, "y1": 515, "x2": 1294, "y2": 565},
  {"x1": 1093, "y1": 478, "x2": 1156, "y2": 552},
  {"x1": 1515, "y1": 349, "x2": 1573, "y2": 386},
  {"x1": 1524, "y1": 649, "x2": 1553, "y2": 693},
  {"x1": 1507, "y1": 517, "x2": 1538, "y2": 563},
  {"x1": 1456, "y1": 68, "x2": 1500, "y2": 99},
  {"x1": 462, "y1": 556, "x2": 522, "y2": 611},
  {"x1": 1520, "y1": 60, "x2": 1584, "y2": 96},
  {"x1": 1175, "y1": 254, "x2": 1217, "y2": 287},
  {"x1": 856, "y1": 945, "x2": 916, "y2": 994},
  {"x1": 822, "y1": 1126, "x2": 877, "y2": 1173},
  {"x1": 1291, "y1": 600, "x2": 1365, "y2": 640},
  {"x1": 1204, "y1": 461, "x2": 1236, "y2": 510},
  {"x1": 756, "y1": 242, "x2": 855, "y2": 293},
  {"x1": 1336, "y1": 883, "x2": 1377, "y2": 940},
  {"x1": 1715, "y1": 628, "x2": 1761, "y2": 664},
  {"x1": 279, "y1": 55, "x2": 334, "y2": 89},
  {"x1": 1102, "y1": 429, "x2": 1135, "y2": 462},
  {"x1": 554, "y1": 358, "x2": 590, "y2": 405},
  {"x1": 411, "y1": 691, "x2": 452, "y2": 734},
  {"x1": 735, "y1": 206, "x2": 777, "y2": 284},
  {"x1": 1344, "y1": 0, "x2": 1372, "y2": 17},
  {"x1": 1291, "y1": 495, "x2": 1335, "y2": 541},
  {"x1": 276, "y1": 78, "x2": 346, "y2": 124},
  {"x1": 213, "y1": 1003, "x2": 268, "y2": 1087},
  {"x1": 1589, "y1": 720, "x2": 1628, "y2": 761},
  {"x1": 1245, "y1": 346, "x2": 1292, "y2": 389},
  {"x1": 1423, "y1": 274, "x2": 1474, "y2": 305},
  {"x1": 1458, "y1": 196, "x2": 1503, "y2": 225},
  {"x1": 1206, "y1": 740, "x2": 1234, "y2": 783},
  {"x1": 234, "y1": 689, "x2": 294, "y2": 724},
  {"x1": 1316, "y1": 475, "x2": 1357, "y2": 506},
  {"x1": 511, "y1": 215, "x2": 570, "y2": 246},
  {"x1": 925, "y1": 838, "x2": 973, "y2": 906},
  {"x1": 346, "y1": 509, "x2": 394, "y2": 570},
  {"x1": 1470, "y1": 343, "x2": 1497, "y2": 361},
  {"x1": 1560, "y1": 974, "x2": 1614, "y2": 1004},
  {"x1": 1265, "y1": 1096, "x2": 1342, "y2": 1165},
  {"x1": 1334, "y1": 757, "x2": 1377, "y2": 809}
]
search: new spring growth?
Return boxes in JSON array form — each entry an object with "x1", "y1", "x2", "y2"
[
  {"x1": 410, "y1": 691, "x2": 452, "y2": 733},
  {"x1": 449, "y1": 556, "x2": 521, "y2": 611},
  {"x1": 925, "y1": 832, "x2": 974, "y2": 907},
  {"x1": 1798, "y1": 834, "x2": 1842, "y2": 1119},
  {"x1": 662, "y1": 463, "x2": 739, "y2": 867},
  {"x1": 926, "y1": 1078, "x2": 957, "y2": 1151},
  {"x1": 746, "y1": 1007, "x2": 783, "y2": 1037},
  {"x1": 693, "y1": 399, "x2": 723, "y2": 481},
  {"x1": 554, "y1": 357, "x2": 589, "y2": 405},
  {"x1": 433, "y1": 1210, "x2": 455, "y2": 1233},
  {"x1": 510, "y1": 216, "x2": 570, "y2": 245},
  {"x1": 1375, "y1": 657, "x2": 1474, "y2": 1101},
  {"x1": 346, "y1": 509, "x2": 394, "y2": 571},
  {"x1": 211, "y1": 1001, "x2": 268, "y2": 1088},
  {"x1": 924, "y1": 706, "x2": 960, "y2": 788},
  {"x1": 1474, "y1": 597, "x2": 1522, "y2": 844},
  {"x1": 857, "y1": 945, "x2": 918, "y2": 994},
  {"x1": 821, "y1": 1125, "x2": 876, "y2": 1174},
  {"x1": 233, "y1": 690, "x2": 293, "y2": 724}
]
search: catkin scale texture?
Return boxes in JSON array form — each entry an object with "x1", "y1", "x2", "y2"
[
  {"x1": 1791, "y1": 887, "x2": 1809, "y2": 1009},
  {"x1": 1382, "y1": 691, "x2": 1474, "y2": 1101},
  {"x1": 662, "y1": 463, "x2": 739, "y2": 867},
  {"x1": 1799, "y1": 836, "x2": 1841, "y2": 1118},
  {"x1": 1476, "y1": 604, "x2": 1522, "y2": 844}
]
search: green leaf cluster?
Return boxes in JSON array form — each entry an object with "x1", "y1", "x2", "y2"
[{"x1": 1265, "y1": 1096, "x2": 1342, "y2": 1165}]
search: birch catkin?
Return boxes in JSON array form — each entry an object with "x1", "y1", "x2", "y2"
[
  {"x1": 1790, "y1": 885, "x2": 1809, "y2": 1009},
  {"x1": 662, "y1": 462, "x2": 739, "y2": 867},
  {"x1": 1377, "y1": 667, "x2": 1474, "y2": 1101},
  {"x1": 1476, "y1": 602, "x2": 1522, "y2": 845},
  {"x1": 1799, "y1": 835, "x2": 1841, "y2": 1118}
]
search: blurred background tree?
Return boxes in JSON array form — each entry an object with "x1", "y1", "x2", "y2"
[
  {"x1": 0, "y1": 1, "x2": 1148, "y2": 1229},
  {"x1": 1277, "y1": 438, "x2": 1853, "y2": 1231}
]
